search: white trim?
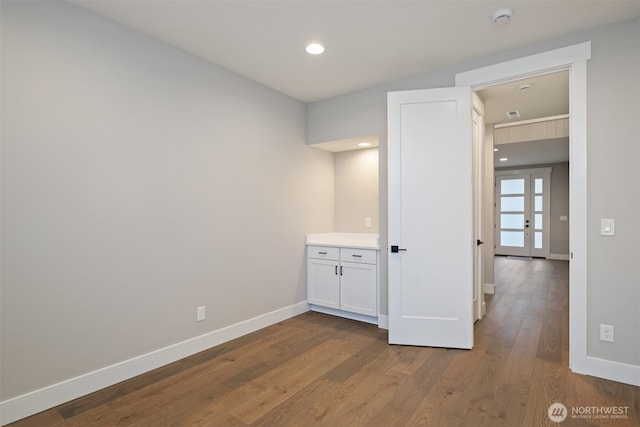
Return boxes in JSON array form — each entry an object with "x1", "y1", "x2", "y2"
[
  {"x1": 377, "y1": 314, "x2": 389, "y2": 329},
  {"x1": 455, "y1": 42, "x2": 591, "y2": 376},
  {"x1": 0, "y1": 302, "x2": 309, "y2": 426},
  {"x1": 310, "y1": 305, "x2": 378, "y2": 325},
  {"x1": 455, "y1": 42, "x2": 591, "y2": 88},
  {"x1": 568, "y1": 58, "x2": 589, "y2": 375},
  {"x1": 483, "y1": 283, "x2": 495, "y2": 294},
  {"x1": 493, "y1": 114, "x2": 570, "y2": 129},
  {"x1": 586, "y1": 357, "x2": 640, "y2": 387},
  {"x1": 548, "y1": 253, "x2": 571, "y2": 261}
]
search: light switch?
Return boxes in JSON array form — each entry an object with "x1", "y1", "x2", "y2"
[{"x1": 600, "y1": 219, "x2": 615, "y2": 236}]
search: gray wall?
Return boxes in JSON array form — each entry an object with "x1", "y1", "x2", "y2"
[
  {"x1": 1, "y1": 1, "x2": 334, "y2": 400},
  {"x1": 307, "y1": 18, "x2": 639, "y2": 367},
  {"x1": 333, "y1": 148, "x2": 379, "y2": 233}
]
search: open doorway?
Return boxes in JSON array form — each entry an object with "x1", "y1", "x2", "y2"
[{"x1": 477, "y1": 70, "x2": 570, "y2": 289}]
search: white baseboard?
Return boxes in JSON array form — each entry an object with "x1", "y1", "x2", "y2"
[
  {"x1": 0, "y1": 301, "x2": 310, "y2": 426},
  {"x1": 585, "y1": 356, "x2": 640, "y2": 387},
  {"x1": 377, "y1": 314, "x2": 389, "y2": 330},
  {"x1": 483, "y1": 283, "x2": 495, "y2": 294},
  {"x1": 548, "y1": 253, "x2": 570, "y2": 261}
]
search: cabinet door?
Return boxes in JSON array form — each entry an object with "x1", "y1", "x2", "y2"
[
  {"x1": 307, "y1": 258, "x2": 340, "y2": 309},
  {"x1": 340, "y1": 261, "x2": 377, "y2": 316}
]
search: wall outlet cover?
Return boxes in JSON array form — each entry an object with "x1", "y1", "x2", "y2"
[
  {"x1": 197, "y1": 306, "x2": 206, "y2": 322},
  {"x1": 599, "y1": 324, "x2": 614, "y2": 342}
]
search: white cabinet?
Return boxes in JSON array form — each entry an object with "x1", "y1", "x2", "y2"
[{"x1": 307, "y1": 245, "x2": 378, "y2": 318}]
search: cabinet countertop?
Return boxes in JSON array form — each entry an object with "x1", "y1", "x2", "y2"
[{"x1": 306, "y1": 233, "x2": 379, "y2": 250}]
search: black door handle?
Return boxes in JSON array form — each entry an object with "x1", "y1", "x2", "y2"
[
  {"x1": 477, "y1": 240, "x2": 484, "y2": 246},
  {"x1": 391, "y1": 245, "x2": 407, "y2": 253}
]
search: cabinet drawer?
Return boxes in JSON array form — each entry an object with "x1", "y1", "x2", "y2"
[
  {"x1": 307, "y1": 246, "x2": 340, "y2": 260},
  {"x1": 340, "y1": 248, "x2": 377, "y2": 264}
]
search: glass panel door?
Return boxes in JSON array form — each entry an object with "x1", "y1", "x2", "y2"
[
  {"x1": 530, "y1": 172, "x2": 551, "y2": 258},
  {"x1": 495, "y1": 169, "x2": 551, "y2": 258},
  {"x1": 495, "y1": 175, "x2": 530, "y2": 256}
]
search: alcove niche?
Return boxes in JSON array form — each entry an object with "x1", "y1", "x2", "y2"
[{"x1": 311, "y1": 135, "x2": 379, "y2": 233}]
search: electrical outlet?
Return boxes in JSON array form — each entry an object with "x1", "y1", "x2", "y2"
[
  {"x1": 197, "y1": 306, "x2": 206, "y2": 322},
  {"x1": 600, "y1": 324, "x2": 614, "y2": 342}
]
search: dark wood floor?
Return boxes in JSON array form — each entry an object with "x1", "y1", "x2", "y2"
[{"x1": 10, "y1": 257, "x2": 640, "y2": 426}]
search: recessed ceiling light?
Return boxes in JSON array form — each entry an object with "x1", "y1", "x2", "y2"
[
  {"x1": 499, "y1": 157, "x2": 508, "y2": 162},
  {"x1": 518, "y1": 83, "x2": 532, "y2": 91},
  {"x1": 494, "y1": 148, "x2": 499, "y2": 152},
  {"x1": 306, "y1": 43, "x2": 325, "y2": 55},
  {"x1": 492, "y1": 8, "x2": 512, "y2": 24},
  {"x1": 358, "y1": 142, "x2": 371, "y2": 147},
  {"x1": 506, "y1": 110, "x2": 520, "y2": 119}
]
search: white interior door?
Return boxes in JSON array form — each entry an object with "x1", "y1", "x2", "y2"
[{"x1": 388, "y1": 87, "x2": 474, "y2": 349}]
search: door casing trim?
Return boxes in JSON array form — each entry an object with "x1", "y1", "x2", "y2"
[{"x1": 455, "y1": 41, "x2": 591, "y2": 375}]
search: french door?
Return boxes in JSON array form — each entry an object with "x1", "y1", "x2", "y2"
[{"x1": 495, "y1": 168, "x2": 550, "y2": 258}]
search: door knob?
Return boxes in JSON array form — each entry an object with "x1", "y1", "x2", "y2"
[
  {"x1": 390, "y1": 245, "x2": 407, "y2": 253},
  {"x1": 477, "y1": 240, "x2": 485, "y2": 246}
]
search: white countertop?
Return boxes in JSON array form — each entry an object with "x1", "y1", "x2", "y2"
[{"x1": 306, "y1": 232, "x2": 379, "y2": 249}]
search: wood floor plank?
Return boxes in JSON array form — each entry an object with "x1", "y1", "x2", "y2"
[
  {"x1": 536, "y1": 308, "x2": 563, "y2": 362},
  {"x1": 230, "y1": 337, "x2": 360, "y2": 424}
]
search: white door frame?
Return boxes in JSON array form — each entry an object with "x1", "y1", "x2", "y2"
[
  {"x1": 472, "y1": 93, "x2": 486, "y2": 321},
  {"x1": 456, "y1": 42, "x2": 590, "y2": 374}
]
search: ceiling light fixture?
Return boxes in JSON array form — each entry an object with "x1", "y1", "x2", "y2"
[
  {"x1": 518, "y1": 83, "x2": 532, "y2": 91},
  {"x1": 306, "y1": 43, "x2": 325, "y2": 55},
  {"x1": 499, "y1": 158, "x2": 508, "y2": 162},
  {"x1": 506, "y1": 110, "x2": 521, "y2": 119},
  {"x1": 358, "y1": 142, "x2": 371, "y2": 147},
  {"x1": 494, "y1": 148, "x2": 499, "y2": 152},
  {"x1": 492, "y1": 8, "x2": 512, "y2": 24}
]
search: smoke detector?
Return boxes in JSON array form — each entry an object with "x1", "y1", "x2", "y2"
[{"x1": 493, "y1": 8, "x2": 513, "y2": 24}]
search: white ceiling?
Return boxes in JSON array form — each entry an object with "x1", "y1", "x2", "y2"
[
  {"x1": 72, "y1": 0, "x2": 640, "y2": 103},
  {"x1": 477, "y1": 71, "x2": 569, "y2": 125}
]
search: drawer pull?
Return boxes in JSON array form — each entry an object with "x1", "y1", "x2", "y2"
[
  {"x1": 352, "y1": 254, "x2": 362, "y2": 258},
  {"x1": 318, "y1": 251, "x2": 328, "y2": 255},
  {"x1": 340, "y1": 266, "x2": 343, "y2": 276},
  {"x1": 335, "y1": 265, "x2": 338, "y2": 275}
]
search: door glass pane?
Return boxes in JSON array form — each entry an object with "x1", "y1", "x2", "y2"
[
  {"x1": 501, "y1": 214, "x2": 524, "y2": 229},
  {"x1": 501, "y1": 231, "x2": 524, "y2": 247},
  {"x1": 535, "y1": 232, "x2": 543, "y2": 249},
  {"x1": 501, "y1": 179, "x2": 525, "y2": 195},
  {"x1": 535, "y1": 195, "x2": 543, "y2": 211},
  {"x1": 535, "y1": 178, "x2": 543, "y2": 194},
  {"x1": 535, "y1": 214, "x2": 543, "y2": 230},
  {"x1": 501, "y1": 196, "x2": 524, "y2": 212}
]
